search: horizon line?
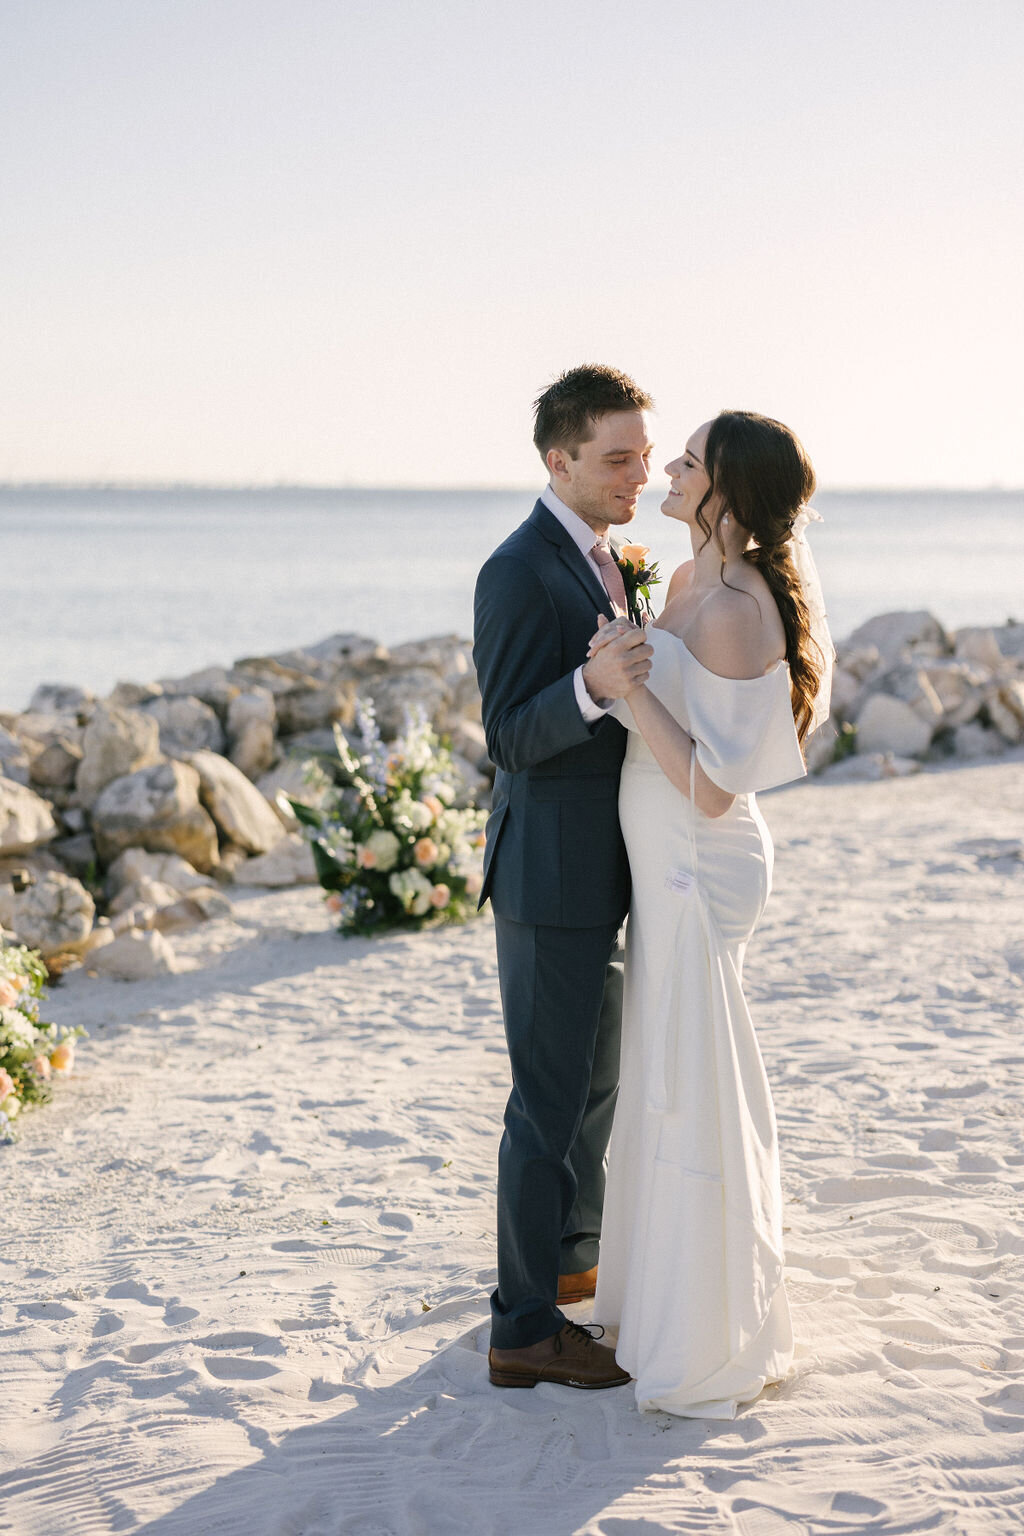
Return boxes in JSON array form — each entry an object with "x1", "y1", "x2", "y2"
[{"x1": 1, "y1": 478, "x2": 1021, "y2": 497}]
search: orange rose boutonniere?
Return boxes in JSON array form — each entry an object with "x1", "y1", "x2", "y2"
[{"x1": 616, "y1": 543, "x2": 661, "y2": 624}]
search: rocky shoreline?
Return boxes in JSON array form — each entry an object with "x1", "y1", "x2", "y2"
[{"x1": 1, "y1": 612, "x2": 1021, "y2": 976}]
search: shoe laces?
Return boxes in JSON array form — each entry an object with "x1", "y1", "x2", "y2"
[{"x1": 556, "y1": 1320, "x2": 606, "y2": 1353}]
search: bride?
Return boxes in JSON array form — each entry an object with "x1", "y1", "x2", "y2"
[{"x1": 587, "y1": 409, "x2": 833, "y2": 1418}]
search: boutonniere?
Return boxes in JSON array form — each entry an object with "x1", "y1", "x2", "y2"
[{"x1": 616, "y1": 544, "x2": 661, "y2": 624}]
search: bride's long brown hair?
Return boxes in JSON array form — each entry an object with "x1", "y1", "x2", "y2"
[{"x1": 695, "y1": 410, "x2": 822, "y2": 743}]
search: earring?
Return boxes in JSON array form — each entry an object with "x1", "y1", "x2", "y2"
[{"x1": 720, "y1": 512, "x2": 729, "y2": 565}]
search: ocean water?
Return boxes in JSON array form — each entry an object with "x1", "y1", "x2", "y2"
[{"x1": 1, "y1": 484, "x2": 1020, "y2": 712}]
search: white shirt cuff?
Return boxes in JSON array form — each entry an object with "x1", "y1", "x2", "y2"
[{"x1": 574, "y1": 665, "x2": 610, "y2": 723}]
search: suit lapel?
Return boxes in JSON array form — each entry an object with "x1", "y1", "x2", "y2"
[{"x1": 528, "y1": 501, "x2": 614, "y2": 619}]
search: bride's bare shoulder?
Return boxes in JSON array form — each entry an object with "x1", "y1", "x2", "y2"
[{"x1": 689, "y1": 586, "x2": 784, "y2": 679}]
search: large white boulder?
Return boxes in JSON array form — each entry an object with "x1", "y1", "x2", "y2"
[
  {"x1": 843, "y1": 611, "x2": 949, "y2": 665},
  {"x1": 237, "y1": 833, "x2": 317, "y2": 886},
  {"x1": 0, "y1": 869, "x2": 95, "y2": 957},
  {"x1": 142, "y1": 694, "x2": 225, "y2": 757},
  {"x1": 854, "y1": 694, "x2": 934, "y2": 757},
  {"x1": 953, "y1": 722, "x2": 1006, "y2": 759},
  {"x1": 105, "y1": 847, "x2": 210, "y2": 897},
  {"x1": 90, "y1": 928, "x2": 179, "y2": 980},
  {"x1": 92, "y1": 761, "x2": 220, "y2": 872},
  {"x1": 0, "y1": 780, "x2": 58, "y2": 856},
  {"x1": 256, "y1": 758, "x2": 324, "y2": 829},
  {"x1": 76, "y1": 704, "x2": 162, "y2": 809},
  {"x1": 190, "y1": 750, "x2": 285, "y2": 855}
]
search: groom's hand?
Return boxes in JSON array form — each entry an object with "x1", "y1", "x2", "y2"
[{"x1": 582, "y1": 616, "x2": 652, "y2": 702}]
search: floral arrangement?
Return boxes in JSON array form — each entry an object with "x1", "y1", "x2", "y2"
[
  {"x1": 287, "y1": 700, "x2": 487, "y2": 937},
  {"x1": 0, "y1": 941, "x2": 85, "y2": 1143},
  {"x1": 616, "y1": 542, "x2": 661, "y2": 625}
]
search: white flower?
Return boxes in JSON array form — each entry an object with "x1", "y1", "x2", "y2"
[
  {"x1": 388, "y1": 867, "x2": 434, "y2": 916},
  {"x1": 355, "y1": 829, "x2": 401, "y2": 872}
]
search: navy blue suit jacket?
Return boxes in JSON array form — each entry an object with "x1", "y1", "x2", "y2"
[{"x1": 473, "y1": 500, "x2": 631, "y2": 929}]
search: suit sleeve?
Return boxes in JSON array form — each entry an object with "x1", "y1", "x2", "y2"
[{"x1": 474, "y1": 554, "x2": 599, "y2": 774}]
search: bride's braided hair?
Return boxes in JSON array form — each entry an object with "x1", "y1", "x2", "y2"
[{"x1": 695, "y1": 410, "x2": 822, "y2": 743}]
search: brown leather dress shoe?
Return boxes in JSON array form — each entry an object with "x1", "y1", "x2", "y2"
[
  {"x1": 557, "y1": 1265, "x2": 598, "y2": 1304},
  {"x1": 489, "y1": 1321, "x2": 630, "y2": 1390}
]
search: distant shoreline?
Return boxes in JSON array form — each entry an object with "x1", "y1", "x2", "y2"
[{"x1": 2, "y1": 482, "x2": 1022, "y2": 498}]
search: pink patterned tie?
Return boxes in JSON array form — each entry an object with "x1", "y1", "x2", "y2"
[{"x1": 591, "y1": 543, "x2": 628, "y2": 617}]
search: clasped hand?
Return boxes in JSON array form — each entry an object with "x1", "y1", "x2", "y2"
[{"x1": 582, "y1": 615, "x2": 652, "y2": 702}]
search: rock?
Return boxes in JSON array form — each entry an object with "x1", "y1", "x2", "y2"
[
  {"x1": 0, "y1": 780, "x2": 58, "y2": 856},
  {"x1": 190, "y1": 750, "x2": 285, "y2": 855},
  {"x1": 449, "y1": 717, "x2": 492, "y2": 775},
  {"x1": 107, "y1": 680, "x2": 163, "y2": 708},
  {"x1": 826, "y1": 666, "x2": 861, "y2": 723},
  {"x1": 158, "y1": 666, "x2": 239, "y2": 716},
  {"x1": 76, "y1": 704, "x2": 162, "y2": 809},
  {"x1": 29, "y1": 737, "x2": 84, "y2": 789},
  {"x1": 871, "y1": 664, "x2": 944, "y2": 723},
  {"x1": 252, "y1": 634, "x2": 389, "y2": 683},
  {"x1": 987, "y1": 680, "x2": 1024, "y2": 744},
  {"x1": 993, "y1": 622, "x2": 1024, "y2": 660},
  {"x1": 834, "y1": 644, "x2": 882, "y2": 683},
  {"x1": 363, "y1": 668, "x2": 450, "y2": 739},
  {"x1": 919, "y1": 660, "x2": 987, "y2": 726},
  {"x1": 275, "y1": 728, "x2": 338, "y2": 757},
  {"x1": 108, "y1": 877, "x2": 186, "y2": 916},
  {"x1": 0, "y1": 726, "x2": 31, "y2": 786},
  {"x1": 274, "y1": 682, "x2": 357, "y2": 736},
  {"x1": 28, "y1": 684, "x2": 94, "y2": 715},
  {"x1": 236, "y1": 833, "x2": 317, "y2": 886},
  {"x1": 51, "y1": 833, "x2": 98, "y2": 882},
  {"x1": 90, "y1": 929, "x2": 179, "y2": 980},
  {"x1": 141, "y1": 694, "x2": 225, "y2": 757},
  {"x1": 256, "y1": 758, "x2": 326, "y2": 828},
  {"x1": 226, "y1": 688, "x2": 277, "y2": 777},
  {"x1": 213, "y1": 844, "x2": 250, "y2": 881},
  {"x1": 853, "y1": 694, "x2": 934, "y2": 757},
  {"x1": 111, "y1": 902, "x2": 159, "y2": 935},
  {"x1": 953, "y1": 722, "x2": 1006, "y2": 759},
  {"x1": 105, "y1": 848, "x2": 210, "y2": 897},
  {"x1": 449, "y1": 751, "x2": 491, "y2": 808},
  {"x1": 0, "y1": 869, "x2": 95, "y2": 957},
  {"x1": 152, "y1": 891, "x2": 231, "y2": 932},
  {"x1": 843, "y1": 611, "x2": 949, "y2": 665},
  {"x1": 13, "y1": 712, "x2": 82, "y2": 748},
  {"x1": 953, "y1": 627, "x2": 1006, "y2": 670},
  {"x1": 819, "y1": 752, "x2": 922, "y2": 783},
  {"x1": 92, "y1": 761, "x2": 219, "y2": 872}
]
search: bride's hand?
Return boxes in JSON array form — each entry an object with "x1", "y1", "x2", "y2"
[{"x1": 586, "y1": 614, "x2": 639, "y2": 658}]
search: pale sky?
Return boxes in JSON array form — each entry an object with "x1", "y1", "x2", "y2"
[{"x1": 1, "y1": 0, "x2": 1021, "y2": 488}]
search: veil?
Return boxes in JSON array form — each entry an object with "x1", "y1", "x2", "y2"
[{"x1": 791, "y1": 506, "x2": 835, "y2": 735}]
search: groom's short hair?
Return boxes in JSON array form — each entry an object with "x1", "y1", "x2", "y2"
[{"x1": 533, "y1": 364, "x2": 653, "y2": 461}]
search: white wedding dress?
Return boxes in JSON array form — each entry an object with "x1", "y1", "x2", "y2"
[{"x1": 594, "y1": 625, "x2": 807, "y2": 1417}]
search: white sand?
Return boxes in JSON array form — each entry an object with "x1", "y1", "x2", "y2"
[{"x1": 2, "y1": 757, "x2": 1023, "y2": 1535}]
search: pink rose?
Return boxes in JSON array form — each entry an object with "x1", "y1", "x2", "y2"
[
  {"x1": 464, "y1": 871, "x2": 482, "y2": 896},
  {"x1": 325, "y1": 892, "x2": 344, "y2": 914},
  {"x1": 30, "y1": 1055, "x2": 52, "y2": 1080},
  {"x1": 0, "y1": 1067, "x2": 15, "y2": 1100},
  {"x1": 0, "y1": 978, "x2": 19, "y2": 1008},
  {"x1": 421, "y1": 795, "x2": 443, "y2": 820},
  {"x1": 413, "y1": 838, "x2": 439, "y2": 867},
  {"x1": 49, "y1": 1041, "x2": 75, "y2": 1073},
  {"x1": 356, "y1": 846, "x2": 377, "y2": 869},
  {"x1": 430, "y1": 884, "x2": 451, "y2": 909}
]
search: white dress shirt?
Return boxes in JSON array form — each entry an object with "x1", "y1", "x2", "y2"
[{"x1": 539, "y1": 482, "x2": 614, "y2": 723}]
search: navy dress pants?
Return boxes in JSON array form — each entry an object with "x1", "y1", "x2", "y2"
[{"x1": 490, "y1": 913, "x2": 624, "y2": 1350}]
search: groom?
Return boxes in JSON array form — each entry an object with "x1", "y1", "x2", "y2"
[{"x1": 473, "y1": 364, "x2": 655, "y2": 1389}]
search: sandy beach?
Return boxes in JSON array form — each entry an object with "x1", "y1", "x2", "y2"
[{"x1": 2, "y1": 755, "x2": 1023, "y2": 1535}]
